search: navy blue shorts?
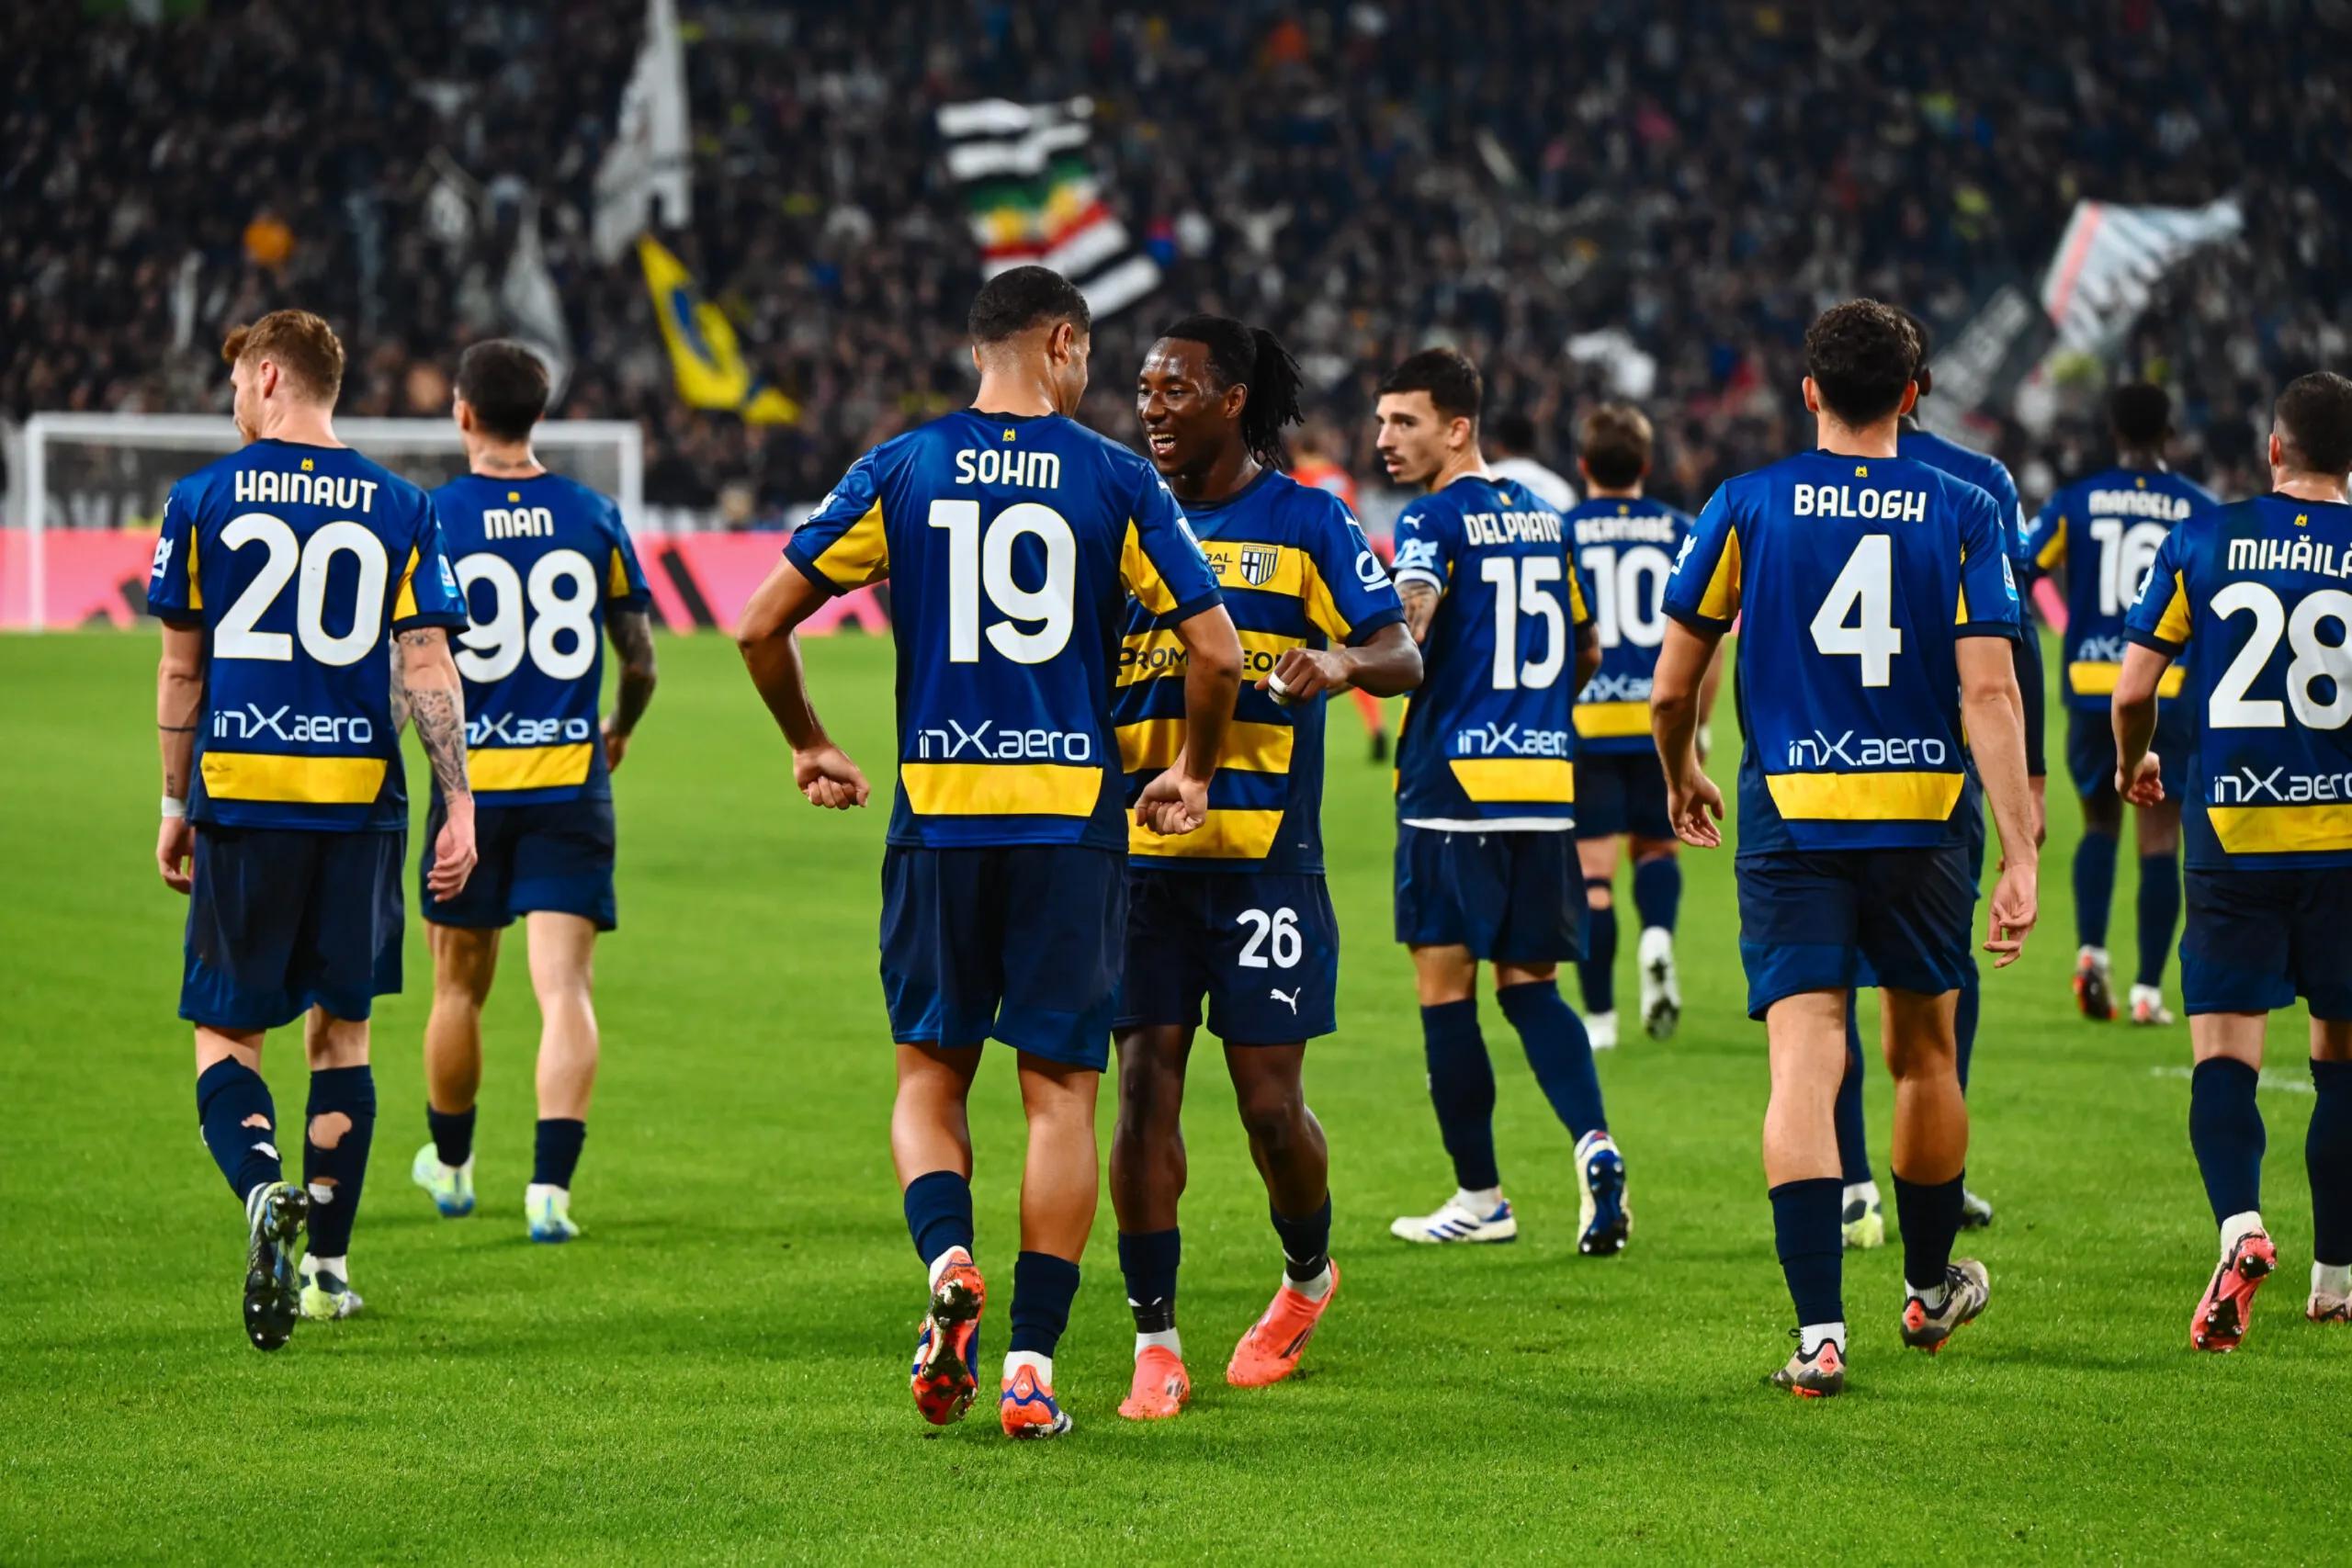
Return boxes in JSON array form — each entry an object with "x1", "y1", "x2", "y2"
[
  {"x1": 2181, "y1": 867, "x2": 2352, "y2": 1020},
  {"x1": 181, "y1": 826, "x2": 404, "y2": 1032},
  {"x1": 2067, "y1": 703, "x2": 2191, "y2": 802},
  {"x1": 879, "y1": 844, "x2": 1125, "y2": 1069},
  {"x1": 1574, "y1": 751, "x2": 1673, "y2": 841},
  {"x1": 1116, "y1": 869, "x2": 1340, "y2": 1044},
  {"x1": 1394, "y1": 825, "x2": 1584, "y2": 964},
  {"x1": 1736, "y1": 845, "x2": 1977, "y2": 1019},
  {"x1": 422, "y1": 796, "x2": 617, "y2": 931}
]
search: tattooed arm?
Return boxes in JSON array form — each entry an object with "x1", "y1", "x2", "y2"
[
  {"x1": 155, "y1": 621, "x2": 205, "y2": 893},
  {"x1": 1398, "y1": 578, "x2": 1441, "y2": 645},
  {"x1": 397, "y1": 626, "x2": 480, "y2": 897},
  {"x1": 602, "y1": 607, "x2": 659, "y2": 771}
]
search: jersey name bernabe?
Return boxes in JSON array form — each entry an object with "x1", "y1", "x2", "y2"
[
  {"x1": 1791, "y1": 484, "x2": 1928, "y2": 523},
  {"x1": 951, "y1": 446, "x2": 1062, "y2": 490},
  {"x1": 231, "y1": 468, "x2": 381, "y2": 511}
]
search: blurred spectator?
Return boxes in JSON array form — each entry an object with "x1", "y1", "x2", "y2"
[{"x1": 4, "y1": 0, "x2": 2346, "y2": 519}]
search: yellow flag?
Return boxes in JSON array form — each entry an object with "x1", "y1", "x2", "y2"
[{"x1": 637, "y1": 235, "x2": 800, "y2": 423}]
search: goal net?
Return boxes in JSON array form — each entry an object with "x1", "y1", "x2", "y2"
[{"x1": 3, "y1": 413, "x2": 642, "y2": 630}]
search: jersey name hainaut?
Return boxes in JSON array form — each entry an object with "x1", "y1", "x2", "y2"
[
  {"x1": 1791, "y1": 483, "x2": 1928, "y2": 522},
  {"x1": 231, "y1": 468, "x2": 381, "y2": 512},
  {"x1": 952, "y1": 446, "x2": 1062, "y2": 489}
]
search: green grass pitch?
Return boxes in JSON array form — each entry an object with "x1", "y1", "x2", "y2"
[{"x1": 2, "y1": 628, "x2": 2346, "y2": 1563}]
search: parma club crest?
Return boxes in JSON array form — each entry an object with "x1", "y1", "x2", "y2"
[{"x1": 1238, "y1": 546, "x2": 1281, "y2": 587}]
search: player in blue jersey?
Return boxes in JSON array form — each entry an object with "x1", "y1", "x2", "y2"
[
  {"x1": 1833, "y1": 315, "x2": 2046, "y2": 1247},
  {"x1": 1107, "y1": 317, "x2": 1420, "y2": 1420},
  {"x1": 2028, "y1": 384, "x2": 2221, "y2": 1027},
  {"x1": 1562, "y1": 403, "x2": 1714, "y2": 1050},
  {"x1": 148, "y1": 310, "x2": 477, "y2": 1348},
  {"x1": 734, "y1": 267, "x2": 1241, "y2": 1438},
  {"x1": 2115, "y1": 371, "x2": 2352, "y2": 1348},
  {"x1": 406, "y1": 342, "x2": 659, "y2": 1245},
  {"x1": 1651, "y1": 300, "x2": 2039, "y2": 1396},
  {"x1": 1371, "y1": 350, "x2": 1631, "y2": 1258}
]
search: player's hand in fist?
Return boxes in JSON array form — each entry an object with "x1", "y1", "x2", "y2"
[
  {"x1": 426, "y1": 795, "x2": 480, "y2": 899},
  {"x1": 2117, "y1": 751, "x2": 2165, "y2": 807},
  {"x1": 1136, "y1": 766, "x2": 1210, "y2": 837},
  {"x1": 1261, "y1": 647, "x2": 1351, "y2": 706},
  {"x1": 603, "y1": 714, "x2": 632, "y2": 773},
  {"x1": 796, "y1": 743, "x2": 870, "y2": 810},
  {"x1": 1665, "y1": 764, "x2": 1724, "y2": 849}
]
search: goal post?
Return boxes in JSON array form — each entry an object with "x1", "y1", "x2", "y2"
[{"x1": 6, "y1": 413, "x2": 643, "y2": 631}]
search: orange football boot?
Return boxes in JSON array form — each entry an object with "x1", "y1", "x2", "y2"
[
  {"x1": 909, "y1": 1255, "x2": 985, "y2": 1425},
  {"x1": 1117, "y1": 1345, "x2": 1192, "y2": 1420},
  {"x1": 1227, "y1": 1260, "x2": 1339, "y2": 1388}
]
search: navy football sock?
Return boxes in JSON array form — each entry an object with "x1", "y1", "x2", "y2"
[
  {"x1": 1954, "y1": 973, "x2": 1981, "y2": 1095},
  {"x1": 2074, "y1": 830, "x2": 2118, "y2": 949},
  {"x1": 532, "y1": 1118, "x2": 586, "y2": 1190},
  {"x1": 2188, "y1": 1057, "x2": 2265, "y2": 1225},
  {"x1": 1576, "y1": 897, "x2": 1618, "y2": 1015},
  {"x1": 1271, "y1": 1196, "x2": 1333, "y2": 1282},
  {"x1": 1498, "y1": 980, "x2": 1607, "y2": 1142},
  {"x1": 1835, "y1": 995, "x2": 1873, "y2": 1185},
  {"x1": 1008, "y1": 1251, "x2": 1080, "y2": 1358},
  {"x1": 1117, "y1": 1227, "x2": 1179, "y2": 1332},
  {"x1": 1633, "y1": 855, "x2": 1681, "y2": 933},
  {"x1": 197, "y1": 1059, "x2": 284, "y2": 1204},
  {"x1": 2135, "y1": 852, "x2": 2180, "y2": 989},
  {"x1": 2309, "y1": 1059, "x2": 2352, "y2": 1266},
  {"x1": 1892, "y1": 1171, "x2": 1966, "y2": 1292},
  {"x1": 1419, "y1": 999, "x2": 1499, "y2": 1190},
  {"x1": 1770, "y1": 1178, "x2": 1845, "y2": 1328},
  {"x1": 302, "y1": 1065, "x2": 377, "y2": 1259},
  {"x1": 902, "y1": 1168, "x2": 975, "y2": 1267},
  {"x1": 426, "y1": 1103, "x2": 475, "y2": 1169}
]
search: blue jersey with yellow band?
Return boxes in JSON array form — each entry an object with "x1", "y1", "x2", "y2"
[
  {"x1": 1663, "y1": 449, "x2": 2021, "y2": 852},
  {"x1": 1392, "y1": 474, "x2": 1591, "y2": 827},
  {"x1": 2025, "y1": 465, "x2": 2217, "y2": 711},
  {"x1": 430, "y1": 471, "x2": 651, "y2": 807},
  {"x1": 2125, "y1": 494, "x2": 2352, "y2": 871},
  {"x1": 1114, "y1": 468, "x2": 1402, "y2": 873},
  {"x1": 146, "y1": 438, "x2": 469, "y2": 832},
  {"x1": 785, "y1": 409, "x2": 1222, "y2": 852},
  {"x1": 1566, "y1": 497, "x2": 1692, "y2": 758}
]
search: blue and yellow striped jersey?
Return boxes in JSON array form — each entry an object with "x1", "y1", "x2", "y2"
[
  {"x1": 1392, "y1": 475, "x2": 1592, "y2": 827},
  {"x1": 1663, "y1": 449, "x2": 2020, "y2": 852},
  {"x1": 1114, "y1": 468, "x2": 1403, "y2": 872},
  {"x1": 430, "y1": 471, "x2": 651, "y2": 807},
  {"x1": 2125, "y1": 495, "x2": 2352, "y2": 870},
  {"x1": 785, "y1": 410, "x2": 1222, "y2": 851},
  {"x1": 2025, "y1": 465, "x2": 2219, "y2": 710},
  {"x1": 146, "y1": 438, "x2": 469, "y2": 832},
  {"x1": 1566, "y1": 498, "x2": 1692, "y2": 758}
]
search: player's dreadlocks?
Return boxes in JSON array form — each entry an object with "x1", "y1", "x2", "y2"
[{"x1": 1159, "y1": 313, "x2": 1306, "y2": 470}]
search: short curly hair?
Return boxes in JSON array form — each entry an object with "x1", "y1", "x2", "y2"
[{"x1": 1804, "y1": 299, "x2": 1916, "y2": 426}]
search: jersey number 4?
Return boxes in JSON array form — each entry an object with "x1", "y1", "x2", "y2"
[
  {"x1": 928, "y1": 500, "x2": 1074, "y2": 664},
  {"x1": 1810, "y1": 534, "x2": 1903, "y2": 687},
  {"x1": 453, "y1": 550, "x2": 600, "y2": 683}
]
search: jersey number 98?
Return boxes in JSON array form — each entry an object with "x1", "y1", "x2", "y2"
[
  {"x1": 453, "y1": 549, "x2": 600, "y2": 683},
  {"x1": 927, "y1": 500, "x2": 1075, "y2": 664}
]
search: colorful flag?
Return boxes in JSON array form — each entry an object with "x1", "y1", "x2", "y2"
[
  {"x1": 935, "y1": 97, "x2": 1160, "y2": 318},
  {"x1": 636, "y1": 234, "x2": 797, "y2": 424}
]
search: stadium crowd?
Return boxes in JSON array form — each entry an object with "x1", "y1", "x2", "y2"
[{"x1": 5, "y1": 0, "x2": 2346, "y2": 518}]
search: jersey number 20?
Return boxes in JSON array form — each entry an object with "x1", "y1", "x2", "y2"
[{"x1": 213, "y1": 513, "x2": 390, "y2": 667}]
